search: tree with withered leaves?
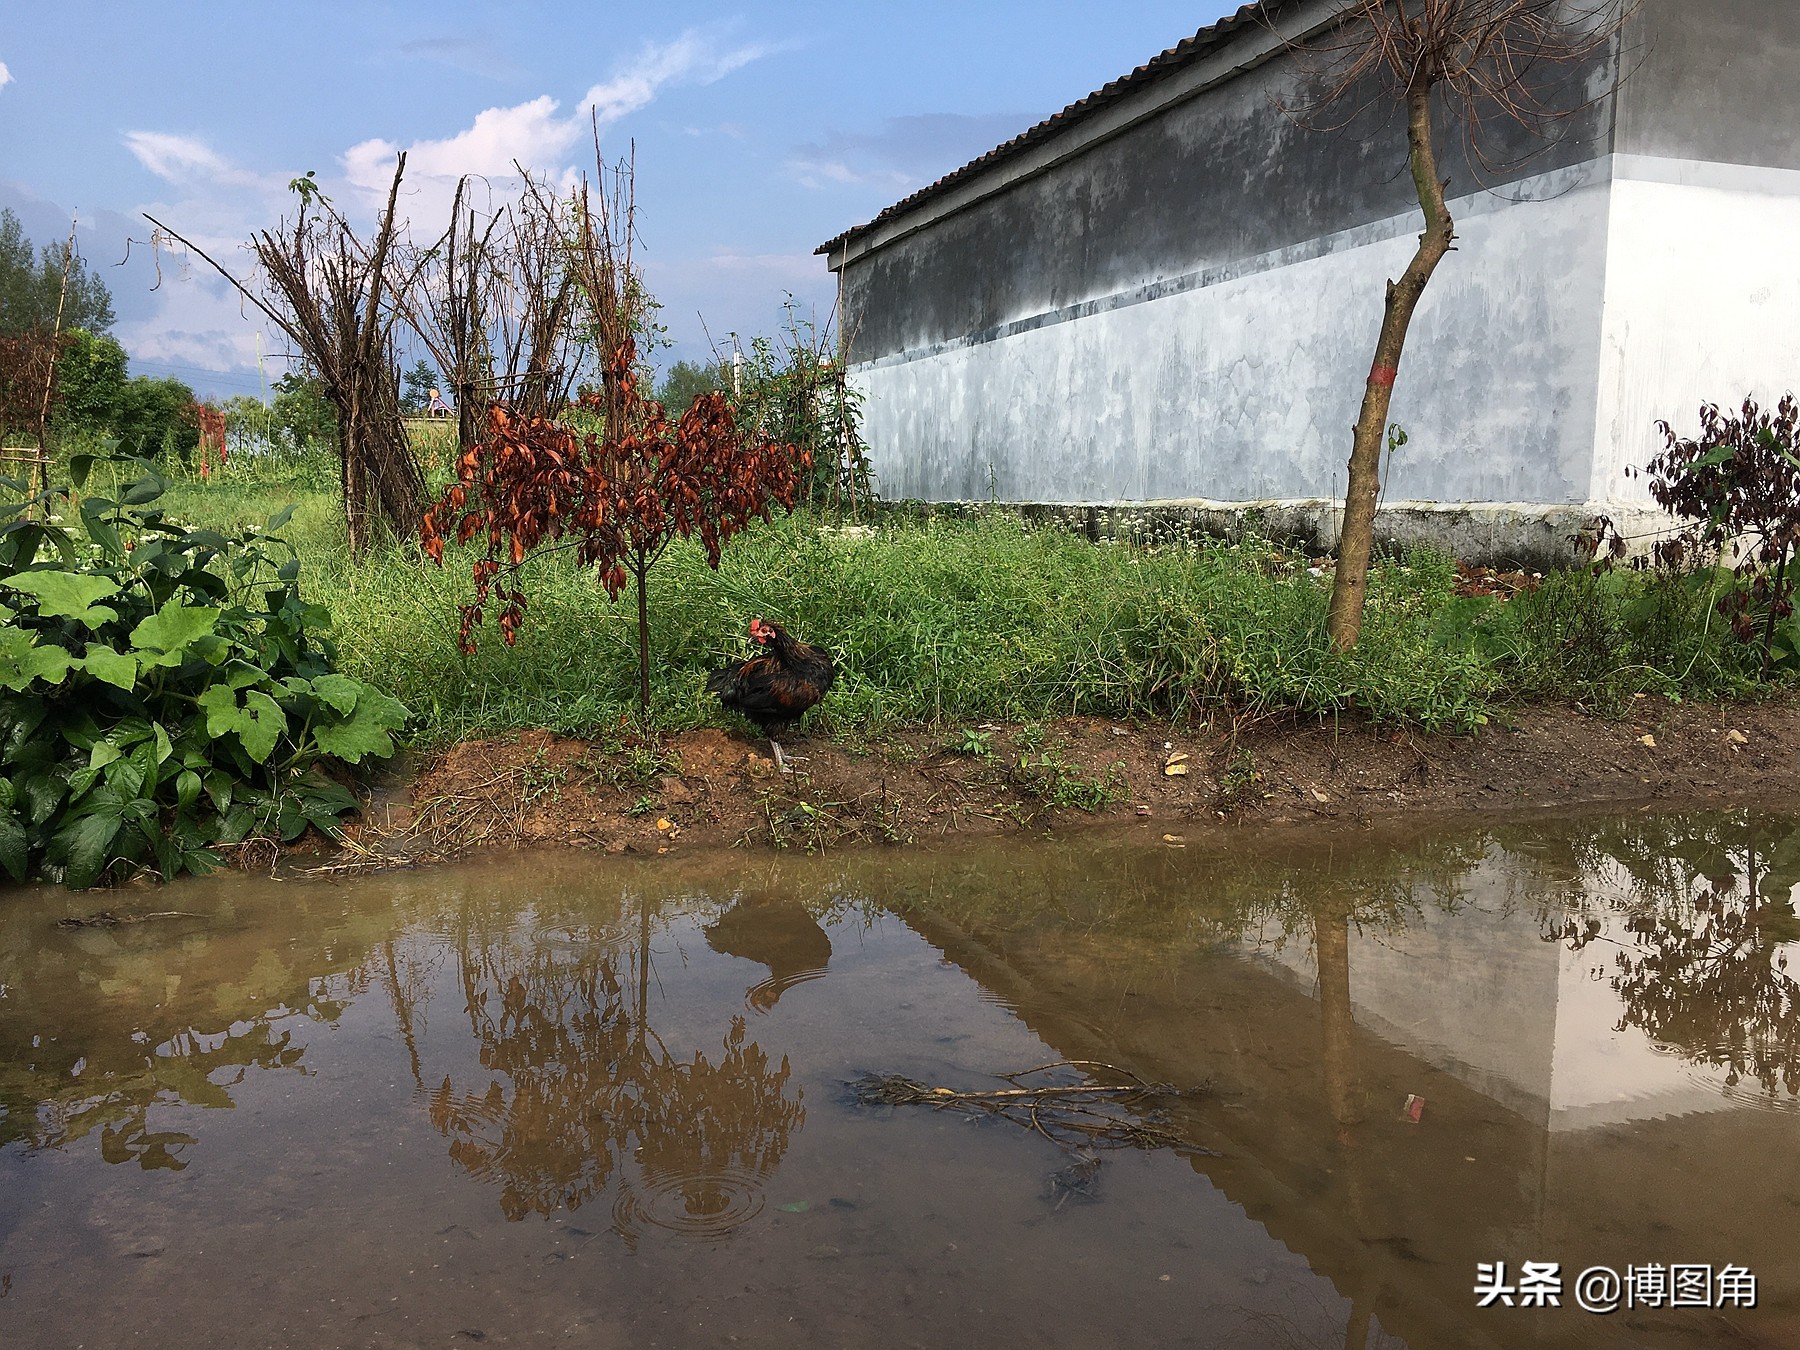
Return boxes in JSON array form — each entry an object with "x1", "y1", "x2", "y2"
[{"x1": 421, "y1": 151, "x2": 807, "y2": 710}]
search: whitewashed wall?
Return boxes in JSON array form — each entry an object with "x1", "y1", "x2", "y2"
[
  {"x1": 1591, "y1": 157, "x2": 1800, "y2": 509},
  {"x1": 854, "y1": 163, "x2": 1617, "y2": 514}
]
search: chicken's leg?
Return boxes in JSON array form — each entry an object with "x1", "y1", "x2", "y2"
[{"x1": 770, "y1": 739, "x2": 791, "y2": 775}]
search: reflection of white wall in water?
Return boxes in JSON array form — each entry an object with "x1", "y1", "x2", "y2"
[{"x1": 1247, "y1": 850, "x2": 1744, "y2": 1132}]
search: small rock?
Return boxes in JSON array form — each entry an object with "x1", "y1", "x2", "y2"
[
  {"x1": 1638, "y1": 734, "x2": 1656, "y2": 748},
  {"x1": 745, "y1": 755, "x2": 777, "y2": 780},
  {"x1": 1310, "y1": 788, "x2": 1331, "y2": 804},
  {"x1": 1163, "y1": 762, "x2": 1190, "y2": 777},
  {"x1": 656, "y1": 818, "x2": 673, "y2": 831},
  {"x1": 1726, "y1": 729, "x2": 1749, "y2": 745},
  {"x1": 1134, "y1": 805, "x2": 1151, "y2": 816}
]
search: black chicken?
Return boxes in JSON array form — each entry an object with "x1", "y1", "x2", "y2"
[{"x1": 706, "y1": 618, "x2": 835, "y2": 773}]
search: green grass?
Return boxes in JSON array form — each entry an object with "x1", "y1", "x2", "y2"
[{"x1": 151, "y1": 467, "x2": 1785, "y2": 747}]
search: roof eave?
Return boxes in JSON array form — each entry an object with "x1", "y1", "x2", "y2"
[{"x1": 815, "y1": 0, "x2": 1346, "y2": 271}]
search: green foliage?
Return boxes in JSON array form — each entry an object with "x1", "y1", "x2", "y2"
[
  {"x1": 0, "y1": 208, "x2": 116, "y2": 337},
  {"x1": 400, "y1": 359, "x2": 440, "y2": 416},
  {"x1": 1010, "y1": 746, "x2": 1126, "y2": 812},
  {"x1": 53, "y1": 328, "x2": 128, "y2": 433},
  {"x1": 1638, "y1": 395, "x2": 1800, "y2": 671},
  {"x1": 150, "y1": 476, "x2": 1799, "y2": 748},
  {"x1": 657, "y1": 358, "x2": 725, "y2": 414},
  {"x1": 47, "y1": 328, "x2": 204, "y2": 462},
  {"x1": 947, "y1": 728, "x2": 994, "y2": 759},
  {"x1": 115, "y1": 375, "x2": 199, "y2": 460},
  {"x1": 0, "y1": 454, "x2": 408, "y2": 888},
  {"x1": 730, "y1": 301, "x2": 874, "y2": 508},
  {"x1": 270, "y1": 370, "x2": 337, "y2": 453},
  {"x1": 1477, "y1": 564, "x2": 1761, "y2": 706}
]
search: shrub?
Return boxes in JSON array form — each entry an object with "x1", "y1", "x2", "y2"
[
  {"x1": 0, "y1": 453, "x2": 408, "y2": 887},
  {"x1": 1642, "y1": 395, "x2": 1800, "y2": 670}
]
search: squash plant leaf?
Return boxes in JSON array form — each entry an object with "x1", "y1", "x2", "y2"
[
  {"x1": 3, "y1": 571, "x2": 122, "y2": 629},
  {"x1": 130, "y1": 598, "x2": 222, "y2": 668}
]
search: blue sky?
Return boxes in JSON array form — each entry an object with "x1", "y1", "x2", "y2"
[{"x1": 0, "y1": 2, "x2": 1240, "y2": 399}]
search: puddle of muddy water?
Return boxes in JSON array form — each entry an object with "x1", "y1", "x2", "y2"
[{"x1": 3, "y1": 809, "x2": 1800, "y2": 1348}]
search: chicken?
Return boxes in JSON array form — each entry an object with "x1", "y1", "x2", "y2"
[{"x1": 706, "y1": 618, "x2": 835, "y2": 773}]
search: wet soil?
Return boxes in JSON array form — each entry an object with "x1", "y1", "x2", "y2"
[{"x1": 360, "y1": 697, "x2": 1800, "y2": 865}]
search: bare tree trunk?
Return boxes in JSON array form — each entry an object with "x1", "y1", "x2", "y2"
[
  {"x1": 1326, "y1": 81, "x2": 1456, "y2": 651},
  {"x1": 634, "y1": 552, "x2": 652, "y2": 712}
]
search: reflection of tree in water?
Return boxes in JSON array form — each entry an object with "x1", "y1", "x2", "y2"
[
  {"x1": 0, "y1": 1019, "x2": 311, "y2": 1171},
  {"x1": 1546, "y1": 813, "x2": 1800, "y2": 1097},
  {"x1": 427, "y1": 895, "x2": 804, "y2": 1237}
]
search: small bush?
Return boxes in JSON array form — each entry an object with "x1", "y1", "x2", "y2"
[{"x1": 0, "y1": 454, "x2": 407, "y2": 887}]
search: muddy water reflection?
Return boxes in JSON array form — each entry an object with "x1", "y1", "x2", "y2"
[{"x1": 1, "y1": 810, "x2": 1798, "y2": 1347}]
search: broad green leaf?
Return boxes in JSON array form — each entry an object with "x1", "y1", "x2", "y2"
[
  {"x1": 175, "y1": 769, "x2": 202, "y2": 814},
  {"x1": 81, "y1": 645, "x2": 139, "y2": 691},
  {"x1": 130, "y1": 598, "x2": 222, "y2": 668},
  {"x1": 309, "y1": 673, "x2": 362, "y2": 716},
  {"x1": 121, "y1": 473, "x2": 168, "y2": 506},
  {"x1": 2, "y1": 571, "x2": 121, "y2": 629},
  {"x1": 152, "y1": 722, "x2": 174, "y2": 765},
  {"x1": 197, "y1": 683, "x2": 239, "y2": 735},
  {"x1": 52, "y1": 805, "x2": 123, "y2": 889},
  {"x1": 88, "y1": 741, "x2": 122, "y2": 771},
  {"x1": 18, "y1": 769, "x2": 66, "y2": 827},
  {"x1": 78, "y1": 500, "x2": 125, "y2": 557},
  {"x1": 0, "y1": 807, "x2": 25, "y2": 881},
  {"x1": 0, "y1": 628, "x2": 74, "y2": 691},
  {"x1": 238, "y1": 691, "x2": 285, "y2": 764},
  {"x1": 311, "y1": 688, "x2": 408, "y2": 764},
  {"x1": 265, "y1": 504, "x2": 298, "y2": 534},
  {"x1": 198, "y1": 685, "x2": 286, "y2": 764}
]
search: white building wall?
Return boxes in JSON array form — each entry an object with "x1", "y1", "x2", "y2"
[
  {"x1": 855, "y1": 164, "x2": 1617, "y2": 515},
  {"x1": 1591, "y1": 157, "x2": 1800, "y2": 511}
]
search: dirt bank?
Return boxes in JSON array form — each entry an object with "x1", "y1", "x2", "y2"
[{"x1": 343, "y1": 697, "x2": 1800, "y2": 866}]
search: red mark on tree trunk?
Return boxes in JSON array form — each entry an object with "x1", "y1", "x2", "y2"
[{"x1": 1368, "y1": 364, "x2": 1399, "y2": 388}]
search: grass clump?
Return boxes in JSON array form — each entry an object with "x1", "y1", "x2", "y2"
[{"x1": 150, "y1": 471, "x2": 1791, "y2": 745}]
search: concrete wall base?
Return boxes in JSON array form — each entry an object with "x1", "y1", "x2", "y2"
[{"x1": 882, "y1": 497, "x2": 1674, "y2": 572}]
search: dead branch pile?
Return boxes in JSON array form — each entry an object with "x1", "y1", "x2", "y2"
[
  {"x1": 393, "y1": 173, "x2": 588, "y2": 457},
  {"x1": 853, "y1": 1060, "x2": 1217, "y2": 1156},
  {"x1": 147, "y1": 158, "x2": 426, "y2": 555}
]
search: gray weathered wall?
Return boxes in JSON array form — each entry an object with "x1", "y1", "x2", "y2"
[
  {"x1": 841, "y1": 3, "x2": 1616, "y2": 366},
  {"x1": 1616, "y1": 0, "x2": 1800, "y2": 170},
  {"x1": 830, "y1": 0, "x2": 1799, "y2": 548}
]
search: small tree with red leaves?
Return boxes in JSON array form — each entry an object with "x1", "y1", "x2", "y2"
[
  {"x1": 421, "y1": 151, "x2": 808, "y2": 710},
  {"x1": 422, "y1": 340, "x2": 805, "y2": 709}
]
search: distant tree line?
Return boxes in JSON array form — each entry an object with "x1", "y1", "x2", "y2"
[{"x1": 0, "y1": 208, "x2": 348, "y2": 459}]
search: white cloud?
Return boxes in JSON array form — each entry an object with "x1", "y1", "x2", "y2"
[
  {"x1": 124, "y1": 131, "x2": 281, "y2": 192},
  {"x1": 343, "y1": 28, "x2": 774, "y2": 229},
  {"x1": 0, "y1": 61, "x2": 13, "y2": 90},
  {"x1": 105, "y1": 26, "x2": 776, "y2": 389}
]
